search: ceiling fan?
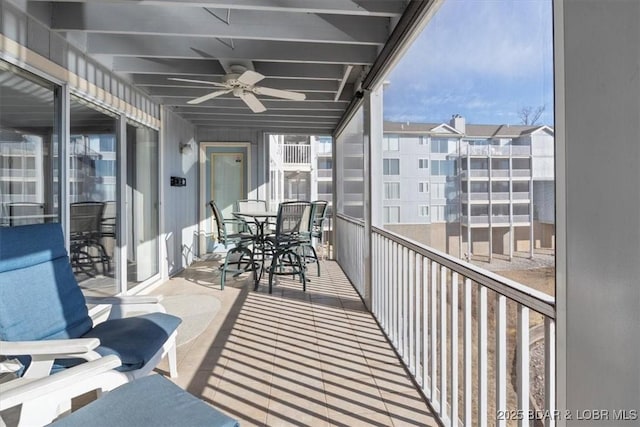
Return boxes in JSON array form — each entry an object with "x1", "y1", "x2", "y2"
[{"x1": 169, "y1": 65, "x2": 306, "y2": 113}]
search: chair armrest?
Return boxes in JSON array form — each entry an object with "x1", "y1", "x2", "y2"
[
  {"x1": 1, "y1": 338, "x2": 103, "y2": 378},
  {"x1": 1, "y1": 338, "x2": 100, "y2": 357},
  {"x1": 85, "y1": 295, "x2": 168, "y2": 319},
  {"x1": 0, "y1": 355, "x2": 123, "y2": 412},
  {"x1": 85, "y1": 295, "x2": 163, "y2": 305}
]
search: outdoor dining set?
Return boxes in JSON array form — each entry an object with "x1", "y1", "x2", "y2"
[{"x1": 208, "y1": 199, "x2": 329, "y2": 293}]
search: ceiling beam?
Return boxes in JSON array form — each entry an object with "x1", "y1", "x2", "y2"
[
  {"x1": 162, "y1": 99, "x2": 346, "y2": 110},
  {"x1": 112, "y1": 58, "x2": 346, "y2": 80},
  {"x1": 50, "y1": 4, "x2": 389, "y2": 46},
  {"x1": 86, "y1": 35, "x2": 378, "y2": 65},
  {"x1": 31, "y1": 0, "x2": 405, "y2": 17},
  {"x1": 150, "y1": 88, "x2": 350, "y2": 101},
  {"x1": 131, "y1": 75, "x2": 348, "y2": 93},
  {"x1": 175, "y1": 110, "x2": 343, "y2": 118}
]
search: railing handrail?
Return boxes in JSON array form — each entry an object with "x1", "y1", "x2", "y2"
[
  {"x1": 336, "y1": 212, "x2": 365, "y2": 227},
  {"x1": 372, "y1": 225, "x2": 555, "y2": 318}
]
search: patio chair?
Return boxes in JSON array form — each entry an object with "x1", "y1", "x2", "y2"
[
  {"x1": 209, "y1": 200, "x2": 257, "y2": 289},
  {"x1": 296, "y1": 200, "x2": 328, "y2": 276},
  {"x1": 266, "y1": 201, "x2": 312, "y2": 294},
  {"x1": 0, "y1": 356, "x2": 239, "y2": 427},
  {"x1": 0, "y1": 223, "x2": 181, "y2": 383},
  {"x1": 70, "y1": 202, "x2": 111, "y2": 276}
]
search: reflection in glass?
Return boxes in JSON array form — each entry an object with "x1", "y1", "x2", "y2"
[
  {"x1": 0, "y1": 61, "x2": 59, "y2": 228},
  {"x1": 69, "y1": 96, "x2": 119, "y2": 296}
]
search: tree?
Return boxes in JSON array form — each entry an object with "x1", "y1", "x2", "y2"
[{"x1": 517, "y1": 105, "x2": 545, "y2": 125}]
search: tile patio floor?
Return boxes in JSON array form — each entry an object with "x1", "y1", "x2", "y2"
[{"x1": 153, "y1": 258, "x2": 440, "y2": 427}]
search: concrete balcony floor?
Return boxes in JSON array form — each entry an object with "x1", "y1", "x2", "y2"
[{"x1": 153, "y1": 258, "x2": 440, "y2": 427}]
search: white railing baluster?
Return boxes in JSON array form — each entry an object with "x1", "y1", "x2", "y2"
[
  {"x1": 440, "y1": 265, "x2": 447, "y2": 419},
  {"x1": 408, "y1": 250, "x2": 415, "y2": 372},
  {"x1": 517, "y1": 305, "x2": 530, "y2": 427},
  {"x1": 415, "y1": 253, "x2": 422, "y2": 382},
  {"x1": 464, "y1": 278, "x2": 472, "y2": 426},
  {"x1": 496, "y1": 294, "x2": 507, "y2": 427},
  {"x1": 431, "y1": 261, "x2": 438, "y2": 407},
  {"x1": 451, "y1": 272, "x2": 459, "y2": 426},
  {"x1": 401, "y1": 246, "x2": 408, "y2": 359},
  {"x1": 422, "y1": 256, "x2": 430, "y2": 397},
  {"x1": 479, "y1": 286, "x2": 488, "y2": 427},
  {"x1": 545, "y1": 318, "x2": 556, "y2": 427}
]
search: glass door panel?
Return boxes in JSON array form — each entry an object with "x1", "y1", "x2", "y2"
[{"x1": 126, "y1": 123, "x2": 159, "y2": 288}]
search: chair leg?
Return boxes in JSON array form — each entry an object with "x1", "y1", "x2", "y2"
[
  {"x1": 221, "y1": 253, "x2": 232, "y2": 290},
  {"x1": 168, "y1": 341, "x2": 178, "y2": 378}
]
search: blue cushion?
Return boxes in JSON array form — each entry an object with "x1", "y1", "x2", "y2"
[
  {"x1": 0, "y1": 224, "x2": 92, "y2": 342},
  {"x1": 0, "y1": 223, "x2": 68, "y2": 273},
  {"x1": 83, "y1": 313, "x2": 182, "y2": 371},
  {"x1": 49, "y1": 374, "x2": 240, "y2": 427}
]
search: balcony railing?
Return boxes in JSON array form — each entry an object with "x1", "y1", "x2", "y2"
[
  {"x1": 280, "y1": 143, "x2": 311, "y2": 165},
  {"x1": 335, "y1": 213, "x2": 556, "y2": 427}
]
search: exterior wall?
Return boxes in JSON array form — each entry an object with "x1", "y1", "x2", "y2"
[
  {"x1": 0, "y1": 0, "x2": 159, "y2": 124},
  {"x1": 161, "y1": 108, "x2": 197, "y2": 276},
  {"x1": 384, "y1": 222, "x2": 460, "y2": 255},
  {"x1": 559, "y1": 0, "x2": 640, "y2": 421}
]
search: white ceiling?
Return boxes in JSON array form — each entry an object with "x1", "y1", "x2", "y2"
[{"x1": 25, "y1": 0, "x2": 413, "y2": 134}]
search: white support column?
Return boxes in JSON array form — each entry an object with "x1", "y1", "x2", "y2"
[{"x1": 363, "y1": 87, "x2": 383, "y2": 309}]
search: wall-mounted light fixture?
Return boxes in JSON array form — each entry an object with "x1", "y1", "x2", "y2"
[{"x1": 179, "y1": 140, "x2": 194, "y2": 155}]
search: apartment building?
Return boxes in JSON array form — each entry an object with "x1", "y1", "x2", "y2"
[
  {"x1": 383, "y1": 115, "x2": 554, "y2": 260},
  {"x1": 267, "y1": 134, "x2": 333, "y2": 214}
]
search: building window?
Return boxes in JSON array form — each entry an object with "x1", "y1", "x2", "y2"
[
  {"x1": 418, "y1": 205, "x2": 429, "y2": 217},
  {"x1": 418, "y1": 158, "x2": 429, "y2": 169},
  {"x1": 317, "y1": 158, "x2": 332, "y2": 169},
  {"x1": 431, "y1": 138, "x2": 451, "y2": 153},
  {"x1": 431, "y1": 159, "x2": 457, "y2": 176},
  {"x1": 419, "y1": 136, "x2": 427, "y2": 145},
  {"x1": 383, "y1": 158, "x2": 400, "y2": 175},
  {"x1": 384, "y1": 182, "x2": 400, "y2": 200},
  {"x1": 383, "y1": 135, "x2": 400, "y2": 151},
  {"x1": 432, "y1": 205, "x2": 445, "y2": 222},
  {"x1": 418, "y1": 182, "x2": 429, "y2": 193},
  {"x1": 383, "y1": 206, "x2": 400, "y2": 223},
  {"x1": 432, "y1": 183, "x2": 445, "y2": 198}
]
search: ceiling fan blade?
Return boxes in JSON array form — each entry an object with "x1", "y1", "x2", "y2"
[
  {"x1": 169, "y1": 77, "x2": 226, "y2": 87},
  {"x1": 239, "y1": 92, "x2": 266, "y2": 113},
  {"x1": 187, "y1": 89, "x2": 232, "y2": 105},
  {"x1": 237, "y1": 70, "x2": 264, "y2": 86},
  {"x1": 253, "y1": 86, "x2": 306, "y2": 101}
]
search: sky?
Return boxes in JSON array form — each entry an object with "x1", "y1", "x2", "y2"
[{"x1": 383, "y1": 0, "x2": 554, "y2": 126}]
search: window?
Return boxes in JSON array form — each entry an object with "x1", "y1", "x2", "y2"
[
  {"x1": 431, "y1": 138, "x2": 451, "y2": 153},
  {"x1": 432, "y1": 183, "x2": 445, "y2": 198},
  {"x1": 418, "y1": 158, "x2": 429, "y2": 169},
  {"x1": 383, "y1": 135, "x2": 399, "y2": 151},
  {"x1": 418, "y1": 182, "x2": 429, "y2": 193},
  {"x1": 383, "y1": 206, "x2": 400, "y2": 223},
  {"x1": 419, "y1": 136, "x2": 427, "y2": 145},
  {"x1": 384, "y1": 182, "x2": 400, "y2": 199},
  {"x1": 383, "y1": 158, "x2": 400, "y2": 175},
  {"x1": 317, "y1": 158, "x2": 332, "y2": 169},
  {"x1": 418, "y1": 205, "x2": 429, "y2": 217},
  {"x1": 432, "y1": 205, "x2": 445, "y2": 222},
  {"x1": 431, "y1": 159, "x2": 457, "y2": 176},
  {"x1": 96, "y1": 160, "x2": 116, "y2": 177}
]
